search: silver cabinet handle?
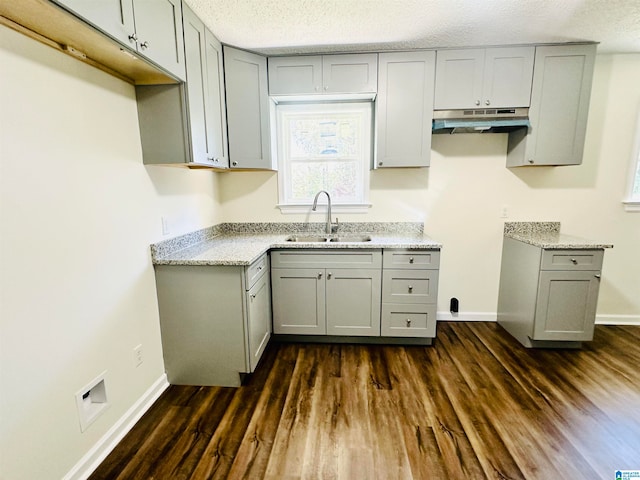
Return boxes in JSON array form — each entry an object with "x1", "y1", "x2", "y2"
[
  {"x1": 257, "y1": 266, "x2": 263, "y2": 271},
  {"x1": 250, "y1": 294, "x2": 256, "y2": 299},
  {"x1": 571, "y1": 258, "x2": 578, "y2": 264},
  {"x1": 475, "y1": 100, "x2": 480, "y2": 106},
  {"x1": 485, "y1": 100, "x2": 490, "y2": 106},
  {"x1": 318, "y1": 272, "x2": 322, "y2": 279},
  {"x1": 406, "y1": 318, "x2": 412, "y2": 327},
  {"x1": 408, "y1": 285, "x2": 413, "y2": 293},
  {"x1": 528, "y1": 159, "x2": 534, "y2": 164},
  {"x1": 409, "y1": 257, "x2": 414, "y2": 264},
  {"x1": 232, "y1": 161, "x2": 238, "y2": 166},
  {"x1": 594, "y1": 274, "x2": 601, "y2": 279},
  {"x1": 327, "y1": 272, "x2": 332, "y2": 279},
  {"x1": 140, "y1": 41, "x2": 150, "y2": 50},
  {"x1": 378, "y1": 161, "x2": 383, "y2": 166},
  {"x1": 214, "y1": 158, "x2": 220, "y2": 163},
  {"x1": 128, "y1": 33, "x2": 138, "y2": 43}
]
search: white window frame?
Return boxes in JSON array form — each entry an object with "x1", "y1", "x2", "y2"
[
  {"x1": 623, "y1": 106, "x2": 640, "y2": 212},
  {"x1": 275, "y1": 101, "x2": 372, "y2": 214}
]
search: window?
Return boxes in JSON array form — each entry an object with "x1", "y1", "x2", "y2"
[
  {"x1": 276, "y1": 102, "x2": 372, "y2": 213},
  {"x1": 624, "y1": 108, "x2": 640, "y2": 212}
]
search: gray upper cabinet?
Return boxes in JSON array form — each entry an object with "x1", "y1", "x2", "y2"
[
  {"x1": 182, "y1": 5, "x2": 228, "y2": 168},
  {"x1": 55, "y1": 0, "x2": 186, "y2": 80},
  {"x1": 268, "y1": 54, "x2": 378, "y2": 95},
  {"x1": 223, "y1": 47, "x2": 275, "y2": 170},
  {"x1": 375, "y1": 51, "x2": 435, "y2": 168},
  {"x1": 507, "y1": 44, "x2": 597, "y2": 166},
  {"x1": 434, "y1": 47, "x2": 534, "y2": 109}
]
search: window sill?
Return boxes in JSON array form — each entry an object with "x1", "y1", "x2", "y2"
[
  {"x1": 623, "y1": 201, "x2": 640, "y2": 212},
  {"x1": 277, "y1": 203, "x2": 372, "y2": 214}
]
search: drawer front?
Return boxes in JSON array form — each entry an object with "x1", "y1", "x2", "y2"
[
  {"x1": 271, "y1": 249, "x2": 382, "y2": 269},
  {"x1": 383, "y1": 249, "x2": 440, "y2": 269},
  {"x1": 246, "y1": 254, "x2": 269, "y2": 289},
  {"x1": 381, "y1": 303, "x2": 436, "y2": 338},
  {"x1": 382, "y1": 270, "x2": 438, "y2": 304},
  {"x1": 540, "y1": 249, "x2": 603, "y2": 271}
]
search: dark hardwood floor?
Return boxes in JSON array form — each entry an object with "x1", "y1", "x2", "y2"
[{"x1": 90, "y1": 322, "x2": 640, "y2": 479}]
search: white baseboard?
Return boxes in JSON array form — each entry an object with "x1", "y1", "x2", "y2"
[
  {"x1": 63, "y1": 374, "x2": 169, "y2": 480},
  {"x1": 595, "y1": 314, "x2": 640, "y2": 325},
  {"x1": 437, "y1": 311, "x2": 497, "y2": 322}
]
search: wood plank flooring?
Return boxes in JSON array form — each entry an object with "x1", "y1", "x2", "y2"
[{"x1": 90, "y1": 322, "x2": 640, "y2": 479}]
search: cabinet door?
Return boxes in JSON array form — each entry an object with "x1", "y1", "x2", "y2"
[
  {"x1": 271, "y1": 268, "x2": 326, "y2": 335},
  {"x1": 268, "y1": 56, "x2": 323, "y2": 94},
  {"x1": 533, "y1": 270, "x2": 600, "y2": 341},
  {"x1": 483, "y1": 47, "x2": 534, "y2": 108},
  {"x1": 326, "y1": 269, "x2": 381, "y2": 336},
  {"x1": 434, "y1": 49, "x2": 484, "y2": 109},
  {"x1": 507, "y1": 44, "x2": 596, "y2": 166},
  {"x1": 375, "y1": 51, "x2": 435, "y2": 168},
  {"x1": 131, "y1": 0, "x2": 185, "y2": 80},
  {"x1": 223, "y1": 47, "x2": 274, "y2": 169},
  {"x1": 54, "y1": 0, "x2": 135, "y2": 47},
  {"x1": 204, "y1": 29, "x2": 229, "y2": 168},
  {"x1": 182, "y1": 6, "x2": 209, "y2": 165},
  {"x1": 322, "y1": 54, "x2": 378, "y2": 94},
  {"x1": 247, "y1": 273, "x2": 272, "y2": 371}
]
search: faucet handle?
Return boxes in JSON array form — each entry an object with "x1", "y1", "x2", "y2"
[{"x1": 331, "y1": 217, "x2": 339, "y2": 233}]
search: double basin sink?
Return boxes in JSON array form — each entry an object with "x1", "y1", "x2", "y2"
[{"x1": 286, "y1": 234, "x2": 372, "y2": 243}]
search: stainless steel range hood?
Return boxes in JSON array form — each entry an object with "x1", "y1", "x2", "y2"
[{"x1": 432, "y1": 107, "x2": 530, "y2": 134}]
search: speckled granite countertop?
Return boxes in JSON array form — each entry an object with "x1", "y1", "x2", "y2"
[
  {"x1": 504, "y1": 222, "x2": 614, "y2": 249},
  {"x1": 151, "y1": 222, "x2": 442, "y2": 266}
]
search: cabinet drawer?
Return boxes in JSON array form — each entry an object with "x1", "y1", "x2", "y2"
[
  {"x1": 271, "y1": 250, "x2": 382, "y2": 269},
  {"x1": 381, "y1": 304, "x2": 436, "y2": 338},
  {"x1": 382, "y1": 270, "x2": 438, "y2": 304},
  {"x1": 246, "y1": 254, "x2": 268, "y2": 288},
  {"x1": 540, "y1": 249, "x2": 603, "y2": 271},
  {"x1": 383, "y1": 249, "x2": 440, "y2": 269}
]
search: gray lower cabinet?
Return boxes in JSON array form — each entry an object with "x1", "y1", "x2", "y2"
[
  {"x1": 375, "y1": 51, "x2": 436, "y2": 168},
  {"x1": 154, "y1": 254, "x2": 271, "y2": 386},
  {"x1": 271, "y1": 250, "x2": 382, "y2": 337},
  {"x1": 381, "y1": 250, "x2": 440, "y2": 338},
  {"x1": 507, "y1": 44, "x2": 597, "y2": 166},
  {"x1": 497, "y1": 237, "x2": 604, "y2": 347},
  {"x1": 223, "y1": 46, "x2": 275, "y2": 170},
  {"x1": 54, "y1": 0, "x2": 186, "y2": 80}
]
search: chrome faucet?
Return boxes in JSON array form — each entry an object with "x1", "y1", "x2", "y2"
[{"x1": 312, "y1": 190, "x2": 338, "y2": 234}]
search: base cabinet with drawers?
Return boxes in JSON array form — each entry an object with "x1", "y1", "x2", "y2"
[
  {"x1": 381, "y1": 249, "x2": 440, "y2": 338},
  {"x1": 497, "y1": 237, "x2": 604, "y2": 348},
  {"x1": 271, "y1": 250, "x2": 382, "y2": 336},
  {"x1": 154, "y1": 254, "x2": 271, "y2": 387}
]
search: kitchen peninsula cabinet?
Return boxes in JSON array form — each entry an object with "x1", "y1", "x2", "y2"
[
  {"x1": 375, "y1": 51, "x2": 435, "y2": 168},
  {"x1": 434, "y1": 46, "x2": 534, "y2": 109},
  {"x1": 223, "y1": 47, "x2": 275, "y2": 169},
  {"x1": 271, "y1": 250, "x2": 382, "y2": 337},
  {"x1": 154, "y1": 254, "x2": 272, "y2": 387},
  {"x1": 268, "y1": 54, "x2": 378, "y2": 95},
  {"x1": 498, "y1": 237, "x2": 604, "y2": 348},
  {"x1": 507, "y1": 44, "x2": 596, "y2": 166},
  {"x1": 53, "y1": 0, "x2": 186, "y2": 80}
]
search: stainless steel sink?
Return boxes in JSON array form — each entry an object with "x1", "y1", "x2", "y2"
[
  {"x1": 285, "y1": 234, "x2": 372, "y2": 243},
  {"x1": 329, "y1": 235, "x2": 372, "y2": 243}
]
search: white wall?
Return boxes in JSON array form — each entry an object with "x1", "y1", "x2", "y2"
[
  {"x1": 0, "y1": 26, "x2": 221, "y2": 479},
  {"x1": 219, "y1": 53, "x2": 640, "y2": 321}
]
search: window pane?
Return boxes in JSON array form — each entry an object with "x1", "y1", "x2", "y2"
[
  {"x1": 288, "y1": 116, "x2": 360, "y2": 158},
  {"x1": 290, "y1": 160, "x2": 359, "y2": 202}
]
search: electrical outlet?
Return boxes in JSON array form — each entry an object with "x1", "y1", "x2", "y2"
[{"x1": 133, "y1": 344, "x2": 143, "y2": 367}]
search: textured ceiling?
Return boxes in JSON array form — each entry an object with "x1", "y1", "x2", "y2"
[{"x1": 184, "y1": 0, "x2": 640, "y2": 55}]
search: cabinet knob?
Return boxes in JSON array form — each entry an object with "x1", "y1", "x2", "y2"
[
  {"x1": 475, "y1": 100, "x2": 480, "y2": 106},
  {"x1": 318, "y1": 272, "x2": 322, "y2": 279},
  {"x1": 594, "y1": 274, "x2": 601, "y2": 279},
  {"x1": 327, "y1": 272, "x2": 332, "y2": 279},
  {"x1": 232, "y1": 161, "x2": 238, "y2": 166},
  {"x1": 528, "y1": 159, "x2": 534, "y2": 164},
  {"x1": 140, "y1": 41, "x2": 150, "y2": 50},
  {"x1": 257, "y1": 265, "x2": 263, "y2": 271},
  {"x1": 250, "y1": 294, "x2": 256, "y2": 299},
  {"x1": 324, "y1": 86, "x2": 328, "y2": 91},
  {"x1": 406, "y1": 318, "x2": 412, "y2": 327},
  {"x1": 571, "y1": 258, "x2": 578, "y2": 264},
  {"x1": 378, "y1": 161, "x2": 383, "y2": 166},
  {"x1": 128, "y1": 33, "x2": 138, "y2": 43},
  {"x1": 408, "y1": 285, "x2": 413, "y2": 293},
  {"x1": 409, "y1": 257, "x2": 414, "y2": 264},
  {"x1": 485, "y1": 100, "x2": 490, "y2": 106},
  {"x1": 214, "y1": 158, "x2": 220, "y2": 163}
]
